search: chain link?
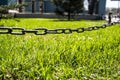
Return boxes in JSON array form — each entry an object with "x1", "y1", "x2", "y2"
[
  {"x1": 0, "y1": 21, "x2": 119, "y2": 35},
  {"x1": 11, "y1": 28, "x2": 25, "y2": 35},
  {"x1": 0, "y1": 27, "x2": 12, "y2": 34},
  {"x1": 34, "y1": 28, "x2": 47, "y2": 35}
]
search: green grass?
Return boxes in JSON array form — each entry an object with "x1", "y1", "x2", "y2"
[
  {"x1": 0, "y1": 18, "x2": 105, "y2": 29},
  {"x1": 0, "y1": 18, "x2": 120, "y2": 80}
]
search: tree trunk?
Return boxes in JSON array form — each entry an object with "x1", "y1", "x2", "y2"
[
  {"x1": 68, "y1": 11, "x2": 71, "y2": 21},
  {"x1": 18, "y1": 0, "x2": 22, "y2": 12},
  {"x1": 95, "y1": 1, "x2": 99, "y2": 14},
  {"x1": 88, "y1": 0, "x2": 97, "y2": 15},
  {"x1": 68, "y1": 1, "x2": 71, "y2": 21}
]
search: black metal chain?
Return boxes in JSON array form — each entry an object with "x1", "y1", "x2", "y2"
[{"x1": 0, "y1": 21, "x2": 119, "y2": 35}]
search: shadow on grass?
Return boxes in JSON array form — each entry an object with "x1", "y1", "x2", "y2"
[
  {"x1": 52, "y1": 18, "x2": 104, "y2": 22},
  {"x1": 52, "y1": 19, "x2": 85, "y2": 22}
]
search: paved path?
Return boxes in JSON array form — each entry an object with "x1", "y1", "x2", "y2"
[{"x1": 105, "y1": 15, "x2": 120, "y2": 23}]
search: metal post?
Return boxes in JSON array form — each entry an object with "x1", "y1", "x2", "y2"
[
  {"x1": 39, "y1": 1, "x2": 43, "y2": 13},
  {"x1": 32, "y1": 0, "x2": 35, "y2": 13},
  {"x1": 108, "y1": 12, "x2": 112, "y2": 24}
]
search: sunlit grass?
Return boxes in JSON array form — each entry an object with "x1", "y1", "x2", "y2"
[
  {"x1": 0, "y1": 18, "x2": 105, "y2": 29},
  {"x1": 0, "y1": 18, "x2": 120, "y2": 80}
]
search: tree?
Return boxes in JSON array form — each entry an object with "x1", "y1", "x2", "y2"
[
  {"x1": 88, "y1": 0, "x2": 99, "y2": 15},
  {"x1": 0, "y1": 3, "x2": 28, "y2": 18},
  {"x1": 53, "y1": 0, "x2": 84, "y2": 20}
]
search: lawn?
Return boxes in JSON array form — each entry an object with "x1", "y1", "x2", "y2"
[{"x1": 0, "y1": 18, "x2": 120, "y2": 80}]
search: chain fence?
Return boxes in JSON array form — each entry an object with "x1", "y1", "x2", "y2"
[{"x1": 0, "y1": 16, "x2": 120, "y2": 35}]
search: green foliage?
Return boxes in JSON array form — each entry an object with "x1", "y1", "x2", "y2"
[
  {"x1": 0, "y1": 3, "x2": 28, "y2": 18},
  {"x1": 53, "y1": 0, "x2": 84, "y2": 20},
  {"x1": 0, "y1": 18, "x2": 120, "y2": 79},
  {"x1": 0, "y1": 4, "x2": 27, "y2": 12},
  {"x1": 88, "y1": 0, "x2": 99, "y2": 15}
]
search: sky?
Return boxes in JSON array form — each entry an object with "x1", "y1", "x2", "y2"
[
  {"x1": 106, "y1": 0, "x2": 120, "y2": 8},
  {"x1": 84, "y1": 0, "x2": 120, "y2": 9}
]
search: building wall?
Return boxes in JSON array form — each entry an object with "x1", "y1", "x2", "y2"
[
  {"x1": 25, "y1": 0, "x2": 33, "y2": 12},
  {"x1": 98, "y1": 0, "x2": 106, "y2": 15},
  {"x1": 8, "y1": 0, "x2": 17, "y2": 5},
  {"x1": 0, "y1": 0, "x2": 8, "y2": 5},
  {"x1": 43, "y1": 0, "x2": 56, "y2": 12},
  {"x1": 23, "y1": 0, "x2": 55, "y2": 13},
  {"x1": 24, "y1": 0, "x2": 42, "y2": 12},
  {"x1": 0, "y1": 0, "x2": 106, "y2": 15}
]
